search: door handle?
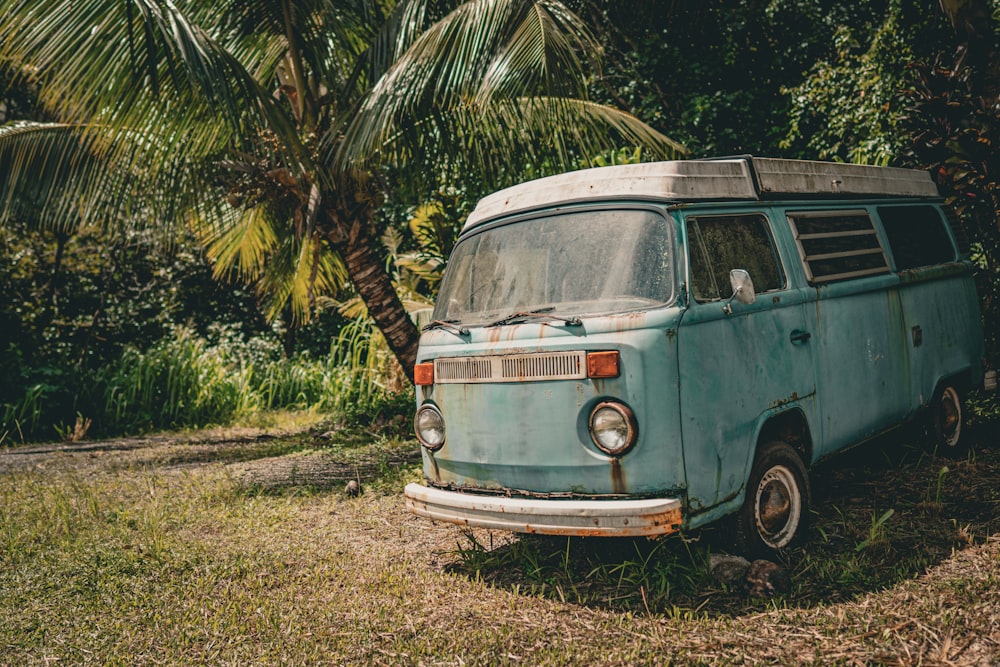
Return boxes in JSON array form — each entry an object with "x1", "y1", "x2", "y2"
[{"x1": 790, "y1": 329, "x2": 812, "y2": 344}]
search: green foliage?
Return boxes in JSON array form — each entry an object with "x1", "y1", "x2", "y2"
[
  {"x1": 322, "y1": 316, "x2": 412, "y2": 421},
  {"x1": 578, "y1": 1, "x2": 869, "y2": 157},
  {"x1": 782, "y1": 25, "x2": 902, "y2": 165},
  {"x1": 578, "y1": 1, "x2": 960, "y2": 163},
  {"x1": 589, "y1": 146, "x2": 643, "y2": 168},
  {"x1": 0, "y1": 0, "x2": 681, "y2": 363},
  {"x1": 0, "y1": 216, "x2": 276, "y2": 442},
  {"x1": 903, "y1": 51, "x2": 1000, "y2": 364},
  {"x1": 101, "y1": 327, "x2": 255, "y2": 432},
  {"x1": 781, "y1": 1, "x2": 951, "y2": 164},
  {"x1": 0, "y1": 317, "x2": 411, "y2": 443}
]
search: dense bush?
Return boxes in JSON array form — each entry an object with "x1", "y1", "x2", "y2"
[
  {"x1": 1, "y1": 321, "x2": 410, "y2": 443},
  {"x1": 904, "y1": 54, "x2": 1000, "y2": 365},
  {"x1": 0, "y1": 219, "x2": 401, "y2": 443}
]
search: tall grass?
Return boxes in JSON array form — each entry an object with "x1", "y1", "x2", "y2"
[
  {"x1": 0, "y1": 384, "x2": 45, "y2": 445},
  {"x1": 321, "y1": 317, "x2": 409, "y2": 417},
  {"x1": 1, "y1": 318, "x2": 412, "y2": 444},
  {"x1": 102, "y1": 328, "x2": 256, "y2": 431}
]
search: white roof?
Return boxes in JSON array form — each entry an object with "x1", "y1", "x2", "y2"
[{"x1": 464, "y1": 157, "x2": 939, "y2": 230}]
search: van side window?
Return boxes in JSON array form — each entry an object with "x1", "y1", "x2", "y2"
[
  {"x1": 877, "y1": 205, "x2": 956, "y2": 270},
  {"x1": 687, "y1": 214, "x2": 785, "y2": 302},
  {"x1": 788, "y1": 211, "x2": 890, "y2": 284}
]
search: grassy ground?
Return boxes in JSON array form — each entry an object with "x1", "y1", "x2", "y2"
[{"x1": 1, "y1": 414, "x2": 998, "y2": 666}]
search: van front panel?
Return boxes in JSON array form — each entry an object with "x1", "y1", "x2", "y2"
[{"x1": 416, "y1": 313, "x2": 686, "y2": 498}]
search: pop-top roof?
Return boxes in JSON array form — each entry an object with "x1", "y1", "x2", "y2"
[{"x1": 463, "y1": 157, "x2": 939, "y2": 231}]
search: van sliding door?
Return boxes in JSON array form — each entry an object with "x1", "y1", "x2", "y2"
[{"x1": 788, "y1": 208, "x2": 910, "y2": 457}]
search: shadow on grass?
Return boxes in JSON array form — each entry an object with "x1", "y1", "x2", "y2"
[
  {"x1": 0, "y1": 420, "x2": 423, "y2": 496},
  {"x1": 219, "y1": 427, "x2": 421, "y2": 496},
  {"x1": 442, "y1": 417, "x2": 1000, "y2": 618}
]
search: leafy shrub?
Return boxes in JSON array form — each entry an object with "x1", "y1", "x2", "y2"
[
  {"x1": 904, "y1": 54, "x2": 1000, "y2": 365},
  {"x1": 1, "y1": 316, "x2": 411, "y2": 444}
]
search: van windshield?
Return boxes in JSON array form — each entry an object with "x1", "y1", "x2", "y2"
[{"x1": 433, "y1": 208, "x2": 674, "y2": 325}]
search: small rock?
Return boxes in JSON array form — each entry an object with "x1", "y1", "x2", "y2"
[
  {"x1": 709, "y1": 554, "x2": 751, "y2": 587},
  {"x1": 344, "y1": 479, "x2": 361, "y2": 497},
  {"x1": 745, "y1": 559, "x2": 791, "y2": 598}
]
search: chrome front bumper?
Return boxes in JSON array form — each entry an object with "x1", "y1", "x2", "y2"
[{"x1": 404, "y1": 483, "x2": 683, "y2": 537}]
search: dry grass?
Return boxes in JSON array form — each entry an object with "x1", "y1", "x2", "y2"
[{"x1": 1, "y1": 418, "x2": 998, "y2": 666}]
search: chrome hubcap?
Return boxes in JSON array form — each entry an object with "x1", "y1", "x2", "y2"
[
  {"x1": 940, "y1": 387, "x2": 961, "y2": 448},
  {"x1": 755, "y1": 465, "x2": 801, "y2": 548}
]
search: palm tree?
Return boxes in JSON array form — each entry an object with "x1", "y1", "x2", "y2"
[{"x1": 0, "y1": 0, "x2": 683, "y2": 381}]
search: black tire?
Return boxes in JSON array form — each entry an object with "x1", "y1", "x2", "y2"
[
  {"x1": 932, "y1": 384, "x2": 967, "y2": 457},
  {"x1": 736, "y1": 441, "x2": 810, "y2": 559}
]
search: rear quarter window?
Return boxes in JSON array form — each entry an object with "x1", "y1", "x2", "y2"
[{"x1": 877, "y1": 204, "x2": 957, "y2": 270}]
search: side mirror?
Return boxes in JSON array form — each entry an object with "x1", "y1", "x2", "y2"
[
  {"x1": 730, "y1": 269, "x2": 756, "y2": 305},
  {"x1": 723, "y1": 269, "x2": 756, "y2": 315}
]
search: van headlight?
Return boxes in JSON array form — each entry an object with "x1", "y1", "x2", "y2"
[
  {"x1": 589, "y1": 401, "x2": 638, "y2": 456},
  {"x1": 415, "y1": 403, "x2": 446, "y2": 450}
]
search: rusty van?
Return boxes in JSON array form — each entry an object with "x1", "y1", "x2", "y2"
[{"x1": 403, "y1": 157, "x2": 995, "y2": 557}]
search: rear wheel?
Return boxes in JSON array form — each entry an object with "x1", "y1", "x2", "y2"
[
  {"x1": 736, "y1": 441, "x2": 810, "y2": 559},
  {"x1": 932, "y1": 384, "x2": 967, "y2": 457}
]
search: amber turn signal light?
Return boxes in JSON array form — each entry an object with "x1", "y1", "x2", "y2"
[
  {"x1": 414, "y1": 362, "x2": 434, "y2": 386},
  {"x1": 587, "y1": 351, "x2": 620, "y2": 379}
]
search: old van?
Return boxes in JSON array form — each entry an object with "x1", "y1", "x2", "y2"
[{"x1": 403, "y1": 157, "x2": 994, "y2": 557}]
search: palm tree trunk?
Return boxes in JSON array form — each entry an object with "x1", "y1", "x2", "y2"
[{"x1": 335, "y1": 218, "x2": 420, "y2": 383}]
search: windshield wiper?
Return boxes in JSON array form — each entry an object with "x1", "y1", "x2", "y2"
[
  {"x1": 422, "y1": 319, "x2": 470, "y2": 336},
  {"x1": 486, "y1": 307, "x2": 583, "y2": 328}
]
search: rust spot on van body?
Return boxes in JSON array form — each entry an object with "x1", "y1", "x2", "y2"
[
  {"x1": 770, "y1": 391, "x2": 799, "y2": 409},
  {"x1": 519, "y1": 512, "x2": 683, "y2": 537},
  {"x1": 768, "y1": 390, "x2": 816, "y2": 410},
  {"x1": 897, "y1": 261, "x2": 966, "y2": 284},
  {"x1": 610, "y1": 458, "x2": 627, "y2": 494},
  {"x1": 609, "y1": 311, "x2": 647, "y2": 332},
  {"x1": 500, "y1": 507, "x2": 682, "y2": 537}
]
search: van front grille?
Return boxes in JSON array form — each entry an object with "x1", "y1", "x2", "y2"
[
  {"x1": 435, "y1": 357, "x2": 492, "y2": 382},
  {"x1": 434, "y1": 351, "x2": 587, "y2": 383}
]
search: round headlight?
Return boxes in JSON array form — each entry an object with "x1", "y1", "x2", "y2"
[
  {"x1": 415, "y1": 404, "x2": 446, "y2": 450},
  {"x1": 589, "y1": 401, "x2": 638, "y2": 456}
]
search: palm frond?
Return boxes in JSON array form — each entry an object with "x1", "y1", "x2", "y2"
[
  {"x1": 0, "y1": 0, "x2": 307, "y2": 172},
  {"x1": 195, "y1": 205, "x2": 279, "y2": 283},
  {"x1": 0, "y1": 119, "x2": 233, "y2": 237},
  {"x1": 244, "y1": 230, "x2": 347, "y2": 323},
  {"x1": 345, "y1": 0, "x2": 431, "y2": 97},
  {"x1": 333, "y1": 0, "x2": 680, "y2": 175},
  {"x1": 473, "y1": 0, "x2": 599, "y2": 104},
  {"x1": 352, "y1": 96, "x2": 685, "y2": 189},
  {"x1": 0, "y1": 121, "x2": 129, "y2": 231}
]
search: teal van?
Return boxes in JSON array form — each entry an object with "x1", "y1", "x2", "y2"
[{"x1": 403, "y1": 157, "x2": 995, "y2": 557}]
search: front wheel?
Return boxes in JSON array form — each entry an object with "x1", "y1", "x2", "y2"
[{"x1": 736, "y1": 441, "x2": 810, "y2": 559}]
